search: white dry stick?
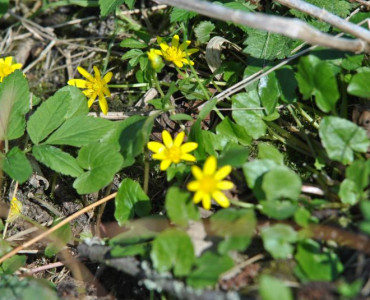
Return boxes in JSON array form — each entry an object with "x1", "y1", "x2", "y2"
[
  {"x1": 276, "y1": 0, "x2": 370, "y2": 43},
  {"x1": 156, "y1": 0, "x2": 370, "y2": 53}
]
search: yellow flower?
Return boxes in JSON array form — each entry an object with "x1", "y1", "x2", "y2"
[
  {"x1": 187, "y1": 156, "x2": 234, "y2": 210},
  {"x1": 68, "y1": 66, "x2": 113, "y2": 115},
  {"x1": 7, "y1": 197, "x2": 22, "y2": 223},
  {"x1": 0, "y1": 56, "x2": 22, "y2": 82},
  {"x1": 154, "y1": 35, "x2": 198, "y2": 68},
  {"x1": 148, "y1": 48, "x2": 163, "y2": 70},
  {"x1": 147, "y1": 130, "x2": 198, "y2": 171}
]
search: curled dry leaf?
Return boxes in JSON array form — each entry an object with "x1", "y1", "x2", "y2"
[{"x1": 205, "y1": 36, "x2": 242, "y2": 80}]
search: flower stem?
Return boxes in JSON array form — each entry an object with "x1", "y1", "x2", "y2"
[{"x1": 294, "y1": 103, "x2": 320, "y2": 129}]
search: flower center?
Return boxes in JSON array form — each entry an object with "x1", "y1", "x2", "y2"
[
  {"x1": 0, "y1": 63, "x2": 13, "y2": 77},
  {"x1": 92, "y1": 79, "x2": 104, "y2": 93},
  {"x1": 165, "y1": 146, "x2": 182, "y2": 163},
  {"x1": 199, "y1": 176, "x2": 217, "y2": 194},
  {"x1": 164, "y1": 47, "x2": 183, "y2": 62}
]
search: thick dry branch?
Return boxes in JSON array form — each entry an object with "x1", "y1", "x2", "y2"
[
  {"x1": 276, "y1": 0, "x2": 370, "y2": 43},
  {"x1": 156, "y1": 0, "x2": 370, "y2": 53}
]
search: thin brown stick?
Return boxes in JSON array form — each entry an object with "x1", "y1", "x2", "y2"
[
  {"x1": 0, "y1": 192, "x2": 117, "y2": 265},
  {"x1": 156, "y1": 0, "x2": 369, "y2": 53},
  {"x1": 276, "y1": 0, "x2": 370, "y2": 43}
]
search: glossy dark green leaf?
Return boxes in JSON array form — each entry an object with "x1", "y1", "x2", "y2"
[
  {"x1": 0, "y1": 255, "x2": 26, "y2": 274},
  {"x1": 0, "y1": 71, "x2": 29, "y2": 140},
  {"x1": 73, "y1": 142, "x2": 123, "y2": 194},
  {"x1": 296, "y1": 55, "x2": 339, "y2": 112},
  {"x1": 27, "y1": 90, "x2": 70, "y2": 145},
  {"x1": 32, "y1": 145, "x2": 83, "y2": 178},
  {"x1": 187, "y1": 252, "x2": 234, "y2": 288},
  {"x1": 319, "y1": 116, "x2": 369, "y2": 164},
  {"x1": 114, "y1": 178, "x2": 151, "y2": 225},
  {"x1": 45, "y1": 116, "x2": 114, "y2": 147},
  {"x1": 45, "y1": 222, "x2": 72, "y2": 257},
  {"x1": 216, "y1": 116, "x2": 252, "y2": 146},
  {"x1": 232, "y1": 91, "x2": 267, "y2": 139},
  {"x1": 260, "y1": 200, "x2": 298, "y2": 220},
  {"x1": 347, "y1": 68, "x2": 370, "y2": 98},
  {"x1": 99, "y1": 0, "x2": 124, "y2": 16},
  {"x1": 243, "y1": 159, "x2": 278, "y2": 189},
  {"x1": 151, "y1": 228, "x2": 194, "y2": 276},
  {"x1": 261, "y1": 224, "x2": 297, "y2": 259},
  {"x1": 258, "y1": 143, "x2": 284, "y2": 165},
  {"x1": 258, "y1": 72, "x2": 280, "y2": 115},
  {"x1": 262, "y1": 166, "x2": 302, "y2": 201},
  {"x1": 276, "y1": 66, "x2": 297, "y2": 103},
  {"x1": 259, "y1": 275, "x2": 293, "y2": 300},
  {"x1": 165, "y1": 187, "x2": 199, "y2": 227},
  {"x1": 0, "y1": 0, "x2": 9, "y2": 16},
  {"x1": 194, "y1": 21, "x2": 215, "y2": 43},
  {"x1": 211, "y1": 208, "x2": 255, "y2": 254},
  {"x1": 295, "y1": 239, "x2": 343, "y2": 281},
  {"x1": 2, "y1": 147, "x2": 32, "y2": 183}
]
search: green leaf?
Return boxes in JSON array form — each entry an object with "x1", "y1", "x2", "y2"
[
  {"x1": 165, "y1": 187, "x2": 199, "y2": 227},
  {"x1": 114, "y1": 178, "x2": 151, "y2": 225},
  {"x1": 110, "y1": 243, "x2": 148, "y2": 257},
  {"x1": 121, "y1": 49, "x2": 144, "y2": 67},
  {"x1": 258, "y1": 143, "x2": 284, "y2": 165},
  {"x1": 120, "y1": 38, "x2": 147, "y2": 49},
  {"x1": 118, "y1": 115, "x2": 154, "y2": 168},
  {"x1": 243, "y1": 159, "x2": 278, "y2": 189},
  {"x1": 124, "y1": 0, "x2": 135, "y2": 9},
  {"x1": 216, "y1": 116, "x2": 252, "y2": 146},
  {"x1": 294, "y1": 207, "x2": 312, "y2": 227},
  {"x1": 211, "y1": 208, "x2": 255, "y2": 254},
  {"x1": 151, "y1": 228, "x2": 194, "y2": 276},
  {"x1": 295, "y1": 239, "x2": 343, "y2": 281},
  {"x1": 0, "y1": 0, "x2": 9, "y2": 16},
  {"x1": 232, "y1": 91, "x2": 267, "y2": 139},
  {"x1": 187, "y1": 252, "x2": 234, "y2": 288},
  {"x1": 198, "y1": 98, "x2": 217, "y2": 121},
  {"x1": 258, "y1": 72, "x2": 280, "y2": 115},
  {"x1": 0, "y1": 255, "x2": 26, "y2": 274},
  {"x1": 0, "y1": 275, "x2": 59, "y2": 300},
  {"x1": 194, "y1": 21, "x2": 215, "y2": 43},
  {"x1": 243, "y1": 28, "x2": 295, "y2": 60},
  {"x1": 341, "y1": 54, "x2": 364, "y2": 71},
  {"x1": 99, "y1": 0, "x2": 124, "y2": 16},
  {"x1": 261, "y1": 224, "x2": 297, "y2": 259},
  {"x1": 304, "y1": 0, "x2": 350, "y2": 18},
  {"x1": 27, "y1": 90, "x2": 70, "y2": 145},
  {"x1": 276, "y1": 66, "x2": 297, "y2": 103},
  {"x1": 45, "y1": 222, "x2": 72, "y2": 257},
  {"x1": 339, "y1": 179, "x2": 357, "y2": 206},
  {"x1": 61, "y1": 85, "x2": 89, "y2": 119},
  {"x1": 338, "y1": 280, "x2": 363, "y2": 299},
  {"x1": 45, "y1": 116, "x2": 114, "y2": 147},
  {"x1": 260, "y1": 200, "x2": 298, "y2": 220},
  {"x1": 296, "y1": 55, "x2": 339, "y2": 112},
  {"x1": 169, "y1": 113, "x2": 194, "y2": 121},
  {"x1": 32, "y1": 145, "x2": 83, "y2": 178},
  {"x1": 259, "y1": 275, "x2": 293, "y2": 300},
  {"x1": 347, "y1": 68, "x2": 370, "y2": 98},
  {"x1": 2, "y1": 147, "x2": 32, "y2": 183},
  {"x1": 73, "y1": 142, "x2": 123, "y2": 194},
  {"x1": 319, "y1": 116, "x2": 370, "y2": 164},
  {"x1": 170, "y1": 7, "x2": 197, "y2": 23},
  {"x1": 262, "y1": 166, "x2": 302, "y2": 201},
  {"x1": 0, "y1": 70, "x2": 30, "y2": 140},
  {"x1": 218, "y1": 143, "x2": 249, "y2": 167}
]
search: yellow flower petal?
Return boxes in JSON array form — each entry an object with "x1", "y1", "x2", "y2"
[
  {"x1": 193, "y1": 191, "x2": 203, "y2": 204},
  {"x1": 180, "y1": 153, "x2": 196, "y2": 162},
  {"x1": 162, "y1": 130, "x2": 173, "y2": 148},
  {"x1": 191, "y1": 165, "x2": 203, "y2": 180},
  {"x1": 93, "y1": 66, "x2": 101, "y2": 79},
  {"x1": 98, "y1": 94, "x2": 108, "y2": 115},
  {"x1": 4, "y1": 56, "x2": 12, "y2": 64},
  {"x1": 181, "y1": 142, "x2": 198, "y2": 153},
  {"x1": 159, "y1": 42, "x2": 169, "y2": 52},
  {"x1": 187, "y1": 181, "x2": 200, "y2": 191},
  {"x1": 173, "y1": 60, "x2": 184, "y2": 68},
  {"x1": 147, "y1": 141, "x2": 165, "y2": 153},
  {"x1": 68, "y1": 79, "x2": 89, "y2": 88},
  {"x1": 203, "y1": 156, "x2": 217, "y2": 175},
  {"x1": 11, "y1": 63, "x2": 22, "y2": 70},
  {"x1": 179, "y1": 40, "x2": 191, "y2": 50},
  {"x1": 152, "y1": 152, "x2": 167, "y2": 160},
  {"x1": 214, "y1": 165, "x2": 232, "y2": 181},
  {"x1": 160, "y1": 159, "x2": 172, "y2": 171},
  {"x1": 77, "y1": 66, "x2": 94, "y2": 81},
  {"x1": 7, "y1": 197, "x2": 22, "y2": 222},
  {"x1": 103, "y1": 71, "x2": 113, "y2": 83},
  {"x1": 87, "y1": 95, "x2": 96, "y2": 107},
  {"x1": 102, "y1": 86, "x2": 111, "y2": 97},
  {"x1": 172, "y1": 35, "x2": 180, "y2": 48},
  {"x1": 186, "y1": 48, "x2": 199, "y2": 55},
  {"x1": 212, "y1": 191, "x2": 230, "y2": 208},
  {"x1": 202, "y1": 194, "x2": 212, "y2": 210},
  {"x1": 174, "y1": 131, "x2": 185, "y2": 147},
  {"x1": 217, "y1": 180, "x2": 234, "y2": 190}
]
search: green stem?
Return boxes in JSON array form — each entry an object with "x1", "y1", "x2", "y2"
[
  {"x1": 109, "y1": 83, "x2": 149, "y2": 88},
  {"x1": 143, "y1": 150, "x2": 149, "y2": 195},
  {"x1": 152, "y1": 72, "x2": 165, "y2": 98},
  {"x1": 229, "y1": 199, "x2": 262, "y2": 210},
  {"x1": 287, "y1": 105, "x2": 302, "y2": 128},
  {"x1": 295, "y1": 103, "x2": 320, "y2": 130}
]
